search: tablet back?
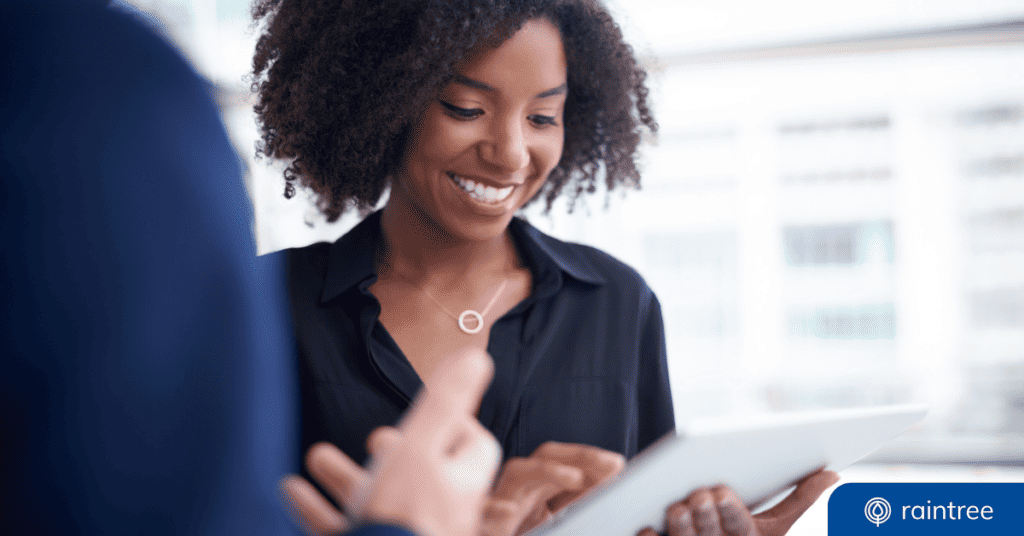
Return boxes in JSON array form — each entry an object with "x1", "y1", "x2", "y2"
[{"x1": 526, "y1": 404, "x2": 928, "y2": 535}]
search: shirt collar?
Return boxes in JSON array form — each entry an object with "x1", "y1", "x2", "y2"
[
  {"x1": 321, "y1": 211, "x2": 383, "y2": 303},
  {"x1": 319, "y1": 210, "x2": 606, "y2": 304},
  {"x1": 509, "y1": 217, "x2": 607, "y2": 286}
]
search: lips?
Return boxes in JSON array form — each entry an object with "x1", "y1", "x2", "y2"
[{"x1": 446, "y1": 172, "x2": 516, "y2": 204}]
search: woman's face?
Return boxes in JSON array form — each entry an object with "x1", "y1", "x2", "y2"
[{"x1": 391, "y1": 17, "x2": 567, "y2": 243}]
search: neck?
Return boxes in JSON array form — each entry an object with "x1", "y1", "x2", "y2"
[{"x1": 378, "y1": 200, "x2": 518, "y2": 283}]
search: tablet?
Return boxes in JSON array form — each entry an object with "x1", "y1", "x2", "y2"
[{"x1": 524, "y1": 404, "x2": 928, "y2": 535}]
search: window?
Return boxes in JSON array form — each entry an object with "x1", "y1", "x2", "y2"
[
  {"x1": 787, "y1": 303, "x2": 897, "y2": 340},
  {"x1": 783, "y1": 220, "x2": 895, "y2": 266}
]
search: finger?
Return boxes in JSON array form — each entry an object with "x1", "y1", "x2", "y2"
[
  {"x1": 533, "y1": 441, "x2": 627, "y2": 482},
  {"x1": 666, "y1": 500, "x2": 697, "y2": 536},
  {"x1": 757, "y1": 469, "x2": 839, "y2": 524},
  {"x1": 688, "y1": 489, "x2": 722, "y2": 536},
  {"x1": 480, "y1": 499, "x2": 517, "y2": 536},
  {"x1": 512, "y1": 464, "x2": 583, "y2": 504},
  {"x1": 494, "y1": 457, "x2": 585, "y2": 501},
  {"x1": 511, "y1": 479, "x2": 578, "y2": 534},
  {"x1": 366, "y1": 426, "x2": 402, "y2": 460},
  {"x1": 483, "y1": 498, "x2": 519, "y2": 519},
  {"x1": 519, "y1": 502, "x2": 553, "y2": 534},
  {"x1": 542, "y1": 443, "x2": 620, "y2": 512},
  {"x1": 547, "y1": 488, "x2": 585, "y2": 513},
  {"x1": 533, "y1": 443, "x2": 624, "y2": 513},
  {"x1": 637, "y1": 528, "x2": 660, "y2": 536},
  {"x1": 545, "y1": 461, "x2": 602, "y2": 513},
  {"x1": 482, "y1": 490, "x2": 555, "y2": 536},
  {"x1": 712, "y1": 486, "x2": 755, "y2": 536},
  {"x1": 543, "y1": 451, "x2": 610, "y2": 512},
  {"x1": 279, "y1": 475, "x2": 349, "y2": 536},
  {"x1": 400, "y1": 348, "x2": 494, "y2": 449},
  {"x1": 446, "y1": 420, "x2": 502, "y2": 491},
  {"x1": 509, "y1": 458, "x2": 584, "y2": 514},
  {"x1": 538, "y1": 459, "x2": 585, "y2": 491},
  {"x1": 449, "y1": 419, "x2": 501, "y2": 460},
  {"x1": 304, "y1": 442, "x2": 370, "y2": 510}
]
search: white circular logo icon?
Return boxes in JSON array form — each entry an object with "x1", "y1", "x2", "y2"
[{"x1": 864, "y1": 497, "x2": 891, "y2": 527}]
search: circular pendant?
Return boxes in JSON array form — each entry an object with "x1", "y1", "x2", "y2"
[{"x1": 458, "y1": 310, "x2": 484, "y2": 334}]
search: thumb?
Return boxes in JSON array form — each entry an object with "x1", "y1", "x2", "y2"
[{"x1": 757, "y1": 470, "x2": 839, "y2": 531}]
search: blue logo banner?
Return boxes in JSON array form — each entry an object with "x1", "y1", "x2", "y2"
[{"x1": 828, "y1": 483, "x2": 1024, "y2": 535}]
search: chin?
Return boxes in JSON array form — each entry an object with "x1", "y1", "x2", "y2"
[{"x1": 441, "y1": 212, "x2": 516, "y2": 243}]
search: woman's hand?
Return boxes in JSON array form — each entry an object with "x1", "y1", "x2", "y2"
[
  {"x1": 281, "y1": 348, "x2": 502, "y2": 536},
  {"x1": 636, "y1": 469, "x2": 839, "y2": 536},
  {"x1": 489, "y1": 441, "x2": 626, "y2": 535}
]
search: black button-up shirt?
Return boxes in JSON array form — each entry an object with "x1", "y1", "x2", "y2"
[{"x1": 279, "y1": 210, "x2": 674, "y2": 466}]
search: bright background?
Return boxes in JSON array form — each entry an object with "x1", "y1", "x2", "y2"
[{"x1": 117, "y1": 0, "x2": 1024, "y2": 532}]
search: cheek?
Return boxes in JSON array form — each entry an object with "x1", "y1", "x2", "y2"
[
  {"x1": 412, "y1": 118, "x2": 479, "y2": 166},
  {"x1": 536, "y1": 130, "x2": 565, "y2": 173},
  {"x1": 521, "y1": 132, "x2": 564, "y2": 200}
]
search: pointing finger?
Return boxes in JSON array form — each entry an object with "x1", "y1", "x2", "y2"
[
  {"x1": 446, "y1": 419, "x2": 502, "y2": 491},
  {"x1": 401, "y1": 348, "x2": 495, "y2": 449}
]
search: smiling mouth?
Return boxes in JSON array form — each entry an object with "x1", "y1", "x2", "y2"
[{"x1": 447, "y1": 172, "x2": 516, "y2": 204}]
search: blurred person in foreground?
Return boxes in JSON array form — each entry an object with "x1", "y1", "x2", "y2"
[
  {"x1": 2, "y1": 0, "x2": 294, "y2": 533},
  {"x1": 1, "y1": 1, "x2": 507, "y2": 535}
]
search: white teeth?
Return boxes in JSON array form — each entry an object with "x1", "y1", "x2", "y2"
[{"x1": 448, "y1": 172, "x2": 515, "y2": 203}]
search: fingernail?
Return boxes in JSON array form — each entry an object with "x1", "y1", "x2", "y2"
[{"x1": 676, "y1": 509, "x2": 691, "y2": 525}]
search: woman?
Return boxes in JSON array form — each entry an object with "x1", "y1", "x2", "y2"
[{"x1": 251, "y1": 0, "x2": 835, "y2": 534}]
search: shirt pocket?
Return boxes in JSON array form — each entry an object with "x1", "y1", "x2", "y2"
[{"x1": 517, "y1": 379, "x2": 635, "y2": 458}]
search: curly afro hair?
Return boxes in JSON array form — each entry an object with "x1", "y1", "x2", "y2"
[{"x1": 251, "y1": 0, "x2": 656, "y2": 222}]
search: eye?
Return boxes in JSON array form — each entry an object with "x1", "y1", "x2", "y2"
[
  {"x1": 529, "y1": 114, "x2": 558, "y2": 127},
  {"x1": 439, "y1": 100, "x2": 483, "y2": 120}
]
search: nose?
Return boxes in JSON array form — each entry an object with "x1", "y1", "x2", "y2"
[{"x1": 480, "y1": 117, "x2": 530, "y2": 173}]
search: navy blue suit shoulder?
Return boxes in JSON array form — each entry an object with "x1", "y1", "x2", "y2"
[{"x1": 3, "y1": 3, "x2": 295, "y2": 534}]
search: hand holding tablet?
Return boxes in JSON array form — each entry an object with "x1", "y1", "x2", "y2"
[
  {"x1": 526, "y1": 404, "x2": 928, "y2": 536},
  {"x1": 639, "y1": 469, "x2": 839, "y2": 536},
  {"x1": 489, "y1": 442, "x2": 628, "y2": 534}
]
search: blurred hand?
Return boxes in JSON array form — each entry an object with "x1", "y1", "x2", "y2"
[
  {"x1": 489, "y1": 441, "x2": 626, "y2": 535},
  {"x1": 533, "y1": 442, "x2": 626, "y2": 512},
  {"x1": 281, "y1": 348, "x2": 502, "y2": 536},
  {"x1": 280, "y1": 444, "x2": 365, "y2": 536},
  {"x1": 636, "y1": 469, "x2": 840, "y2": 536}
]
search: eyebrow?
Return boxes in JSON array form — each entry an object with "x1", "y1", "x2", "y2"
[{"x1": 454, "y1": 75, "x2": 567, "y2": 99}]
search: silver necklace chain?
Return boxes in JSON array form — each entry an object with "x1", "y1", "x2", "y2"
[{"x1": 396, "y1": 273, "x2": 509, "y2": 334}]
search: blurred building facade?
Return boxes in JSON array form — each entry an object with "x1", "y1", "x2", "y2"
[{"x1": 570, "y1": 20, "x2": 1024, "y2": 462}]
